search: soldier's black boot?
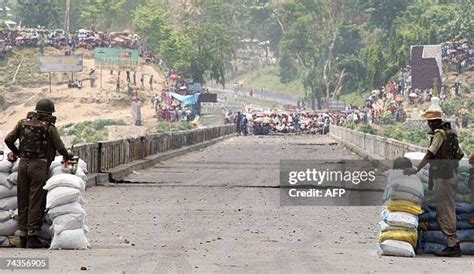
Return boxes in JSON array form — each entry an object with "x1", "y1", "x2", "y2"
[
  {"x1": 19, "y1": 236, "x2": 27, "y2": 248},
  {"x1": 436, "y1": 243, "x2": 461, "y2": 257},
  {"x1": 26, "y1": 236, "x2": 44, "y2": 249}
]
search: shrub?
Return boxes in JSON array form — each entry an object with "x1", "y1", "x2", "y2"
[
  {"x1": 60, "y1": 119, "x2": 126, "y2": 144},
  {"x1": 359, "y1": 124, "x2": 377, "y2": 134}
]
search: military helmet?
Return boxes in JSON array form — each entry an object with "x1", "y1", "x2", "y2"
[{"x1": 35, "y1": 99, "x2": 55, "y2": 114}]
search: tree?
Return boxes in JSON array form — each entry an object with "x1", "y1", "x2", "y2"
[
  {"x1": 276, "y1": 0, "x2": 358, "y2": 108},
  {"x1": 16, "y1": 0, "x2": 62, "y2": 28},
  {"x1": 81, "y1": 0, "x2": 129, "y2": 31},
  {"x1": 132, "y1": 2, "x2": 172, "y2": 52}
]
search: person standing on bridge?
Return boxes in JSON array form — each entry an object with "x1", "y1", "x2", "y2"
[
  {"x1": 404, "y1": 106, "x2": 464, "y2": 257},
  {"x1": 4, "y1": 99, "x2": 73, "y2": 248},
  {"x1": 235, "y1": 111, "x2": 242, "y2": 134}
]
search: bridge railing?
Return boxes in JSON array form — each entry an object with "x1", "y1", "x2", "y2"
[
  {"x1": 329, "y1": 125, "x2": 426, "y2": 160},
  {"x1": 72, "y1": 125, "x2": 235, "y2": 173}
]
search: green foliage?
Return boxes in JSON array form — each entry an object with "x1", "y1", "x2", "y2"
[
  {"x1": 382, "y1": 122, "x2": 473, "y2": 155},
  {"x1": 16, "y1": 0, "x2": 62, "y2": 28},
  {"x1": 60, "y1": 119, "x2": 126, "y2": 145},
  {"x1": 383, "y1": 123, "x2": 431, "y2": 147},
  {"x1": 132, "y1": 3, "x2": 172, "y2": 52},
  {"x1": 237, "y1": 64, "x2": 305, "y2": 97},
  {"x1": 359, "y1": 124, "x2": 377, "y2": 134},
  {"x1": 458, "y1": 131, "x2": 474, "y2": 156},
  {"x1": 81, "y1": 0, "x2": 140, "y2": 31},
  {"x1": 441, "y1": 100, "x2": 463, "y2": 116},
  {"x1": 340, "y1": 92, "x2": 369, "y2": 108},
  {"x1": 155, "y1": 121, "x2": 195, "y2": 134},
  {"x1": 343, "y1": 120, "x2": 356, "y2": 130}
]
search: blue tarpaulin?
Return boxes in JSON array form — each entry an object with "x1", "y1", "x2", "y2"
[{"x1": 169, "y1": 92, "x2": 201, "y2": 105}]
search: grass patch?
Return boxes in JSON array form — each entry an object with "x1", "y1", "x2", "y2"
[
  {"x1": 156, "y1": 121, "x2": 195, "y2": 133},
  {"x1": 234, "y1": 65, "x2": 306, "y2": 98},
  {"x1": 340, "y1": 92, "x2": 369, "y2": 109},
  {"x1": 59, "y1": 119, "x2": 127, "y2": 145}
]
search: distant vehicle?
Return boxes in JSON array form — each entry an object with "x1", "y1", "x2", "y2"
[
  {"x1": 4, "y1": 20, "x2": 17, "y2": 31},
  {"x1": 52, "y1": 29, "x2": 65, "y2": 37}
]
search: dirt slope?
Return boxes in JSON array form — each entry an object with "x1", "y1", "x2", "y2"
[{"x1": 0, "y1": 49, "x2": 166, "y2": 145}]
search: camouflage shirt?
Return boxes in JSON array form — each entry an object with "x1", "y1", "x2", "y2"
[{"x1": 4, "y1": 112, "x2": 69, "y2": 163}]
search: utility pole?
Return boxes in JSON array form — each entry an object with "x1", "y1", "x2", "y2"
[{"x1": 64, "y1": 0, "x2": 70, "y2": 32}]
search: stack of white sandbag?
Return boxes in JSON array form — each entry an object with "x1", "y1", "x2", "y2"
[
  {"x1": 45, "y1": 157, "x2": 89, "y2": 250},
  {"x1": 0, "y1": 157, "x2": 19, "y2": 247},
  {"x1": 377, "y1": 169, "x2": 424, "y2": 257}
]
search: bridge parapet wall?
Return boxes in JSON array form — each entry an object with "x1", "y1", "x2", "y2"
[
  {"x1": 72, "y1": 125, "x2": 235, "y2": 174},
  {"x1": 329, "y1": 125, "x2": 426, "y2": 160}
]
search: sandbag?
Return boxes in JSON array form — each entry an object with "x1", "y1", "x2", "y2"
[
  {"x1": 10, "y1": 160, "x2": 19, "y2": 172},
  {"x1": 51, "y1": 213, "x2": 85, "y2": 235},
  {"x1": 0, "y1": 196, "x2": 17, "y2": 210},
  {"x1": 385, "y1": 189, "x2": 422, "y2": 204},
  {"x1": 419, "y1": 211, "x2": 437, "y2": 222},
  {"x1": 459, "y1": 212, "x2": 474, "y2": 220},
  {"x1": 455, "y1": 193, "x2": 472, "y2": 204},
  {"x1": 404, "y1": 152, "x2": 426, "y2": 166},
  {"x1": 0, "y1": 210, "x2": 16, "y2": 222},
  {"x1": 47, "y1": 202, "x2": 86, "y2": 219},
  {"x1": 387, "y1": 199, "x2": 423, "y2": 215},
  {"x1": 49, "y1": 228, "x2": 89, "y2": 250},
  {"x1": 381, "y1": 210, "x2": 418, "y2": 229},
  {"x1": 6, "y1": 172, "x2": 17, "y2": 185},
  {"x1": 427, "y1": 203, "x2": 474, "y2": 214},
  {"x1": 377, "y1": 239, "x2": 415, "y2": 257},
  {"x1": 421, "y1": 229, "x2": 474, "y2": 245},
  {"x1": 418, "y1": 168, "x2": 430, "y2": 184},
  {"x1": 44, "y1": 174, "x2": 85, "y2": 191},
  {"x1": 0, "y1": 218, "x2": 18, "y2": 235},
  {"x1": 422, "y1": 183, "x2": 435, "y2": 198},
  {"x1": 49, "y1": 158, "x2": 88, "y2": 174},
  {"x1": 0, "y1": 161, "x2": 12, "y2": 173},
  {"x1": 49, "y1": 156, "x2": 64, "y2": 170},
  {"x1": 0, "y1": 185, "x2": 16, "y2": 199},
  {"x1": 51, "y1": 166, "x2": 87, "y2": 182},
  {"x1": 386, "y1": 170, "x2": 424, "y2": 198},
  {"x1": 419, "y1": 220, "x2": 474, "y2": 231},
  {"x1": 379, "y1": 230, "x2": 418, "y2": 247},
  {"x1": 0, "y1": 172, "x2": 13, "y2": 189},
  {"x1": 0, "y1": 235, "x2": 10, "y2": 247},
  {"x1": 379, "y1": 221, "x2": 417, "y2": 233},
  {"x1": 423, "y1": 242, "x2": 474, "y2": 255},
  {"x1": 457, "y1": 180, "x2": 471, "y2": 195},
  {"x1": 46, "y1": 187, "x2": 80, "y2": 209}
]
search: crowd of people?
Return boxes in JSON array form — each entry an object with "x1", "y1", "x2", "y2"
[
  {"x1": 227, "y1": 111, "x2": 347, "y2": 135},
  {"x1": 442, "y1": 39, "x2": 473, "y2": 74}
]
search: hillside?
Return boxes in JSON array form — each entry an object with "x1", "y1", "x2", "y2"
[
  {"x1": 230, "y1": 65, "x2": 306, "y2": 98},
  {"x1": 0, "y1": 47, "x2": 167, "y2": 147}
]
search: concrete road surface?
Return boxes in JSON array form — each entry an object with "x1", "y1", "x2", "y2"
[{"x1": 5, "y1": 135, "x2": 473, "y2": 273}]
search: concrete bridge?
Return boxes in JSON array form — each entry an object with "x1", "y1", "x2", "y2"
[{"x1": 8, "y1": 127, "x2": 472, "y2": 273}]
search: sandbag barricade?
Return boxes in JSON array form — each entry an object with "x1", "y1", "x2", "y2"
[
  {"x1": 45, "y1": 156, "x2": 90, "y2": 250},
  {"x1": 0, "y1": 157, "x2": 19, "y2": 247},
  {"x1": 377, "y1": 169, "x2": 424, "y2": 257}
]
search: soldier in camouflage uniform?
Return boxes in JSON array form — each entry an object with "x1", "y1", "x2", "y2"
[{"x1": 4, "y1": 99, "x2": 72, "y2": 248}]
